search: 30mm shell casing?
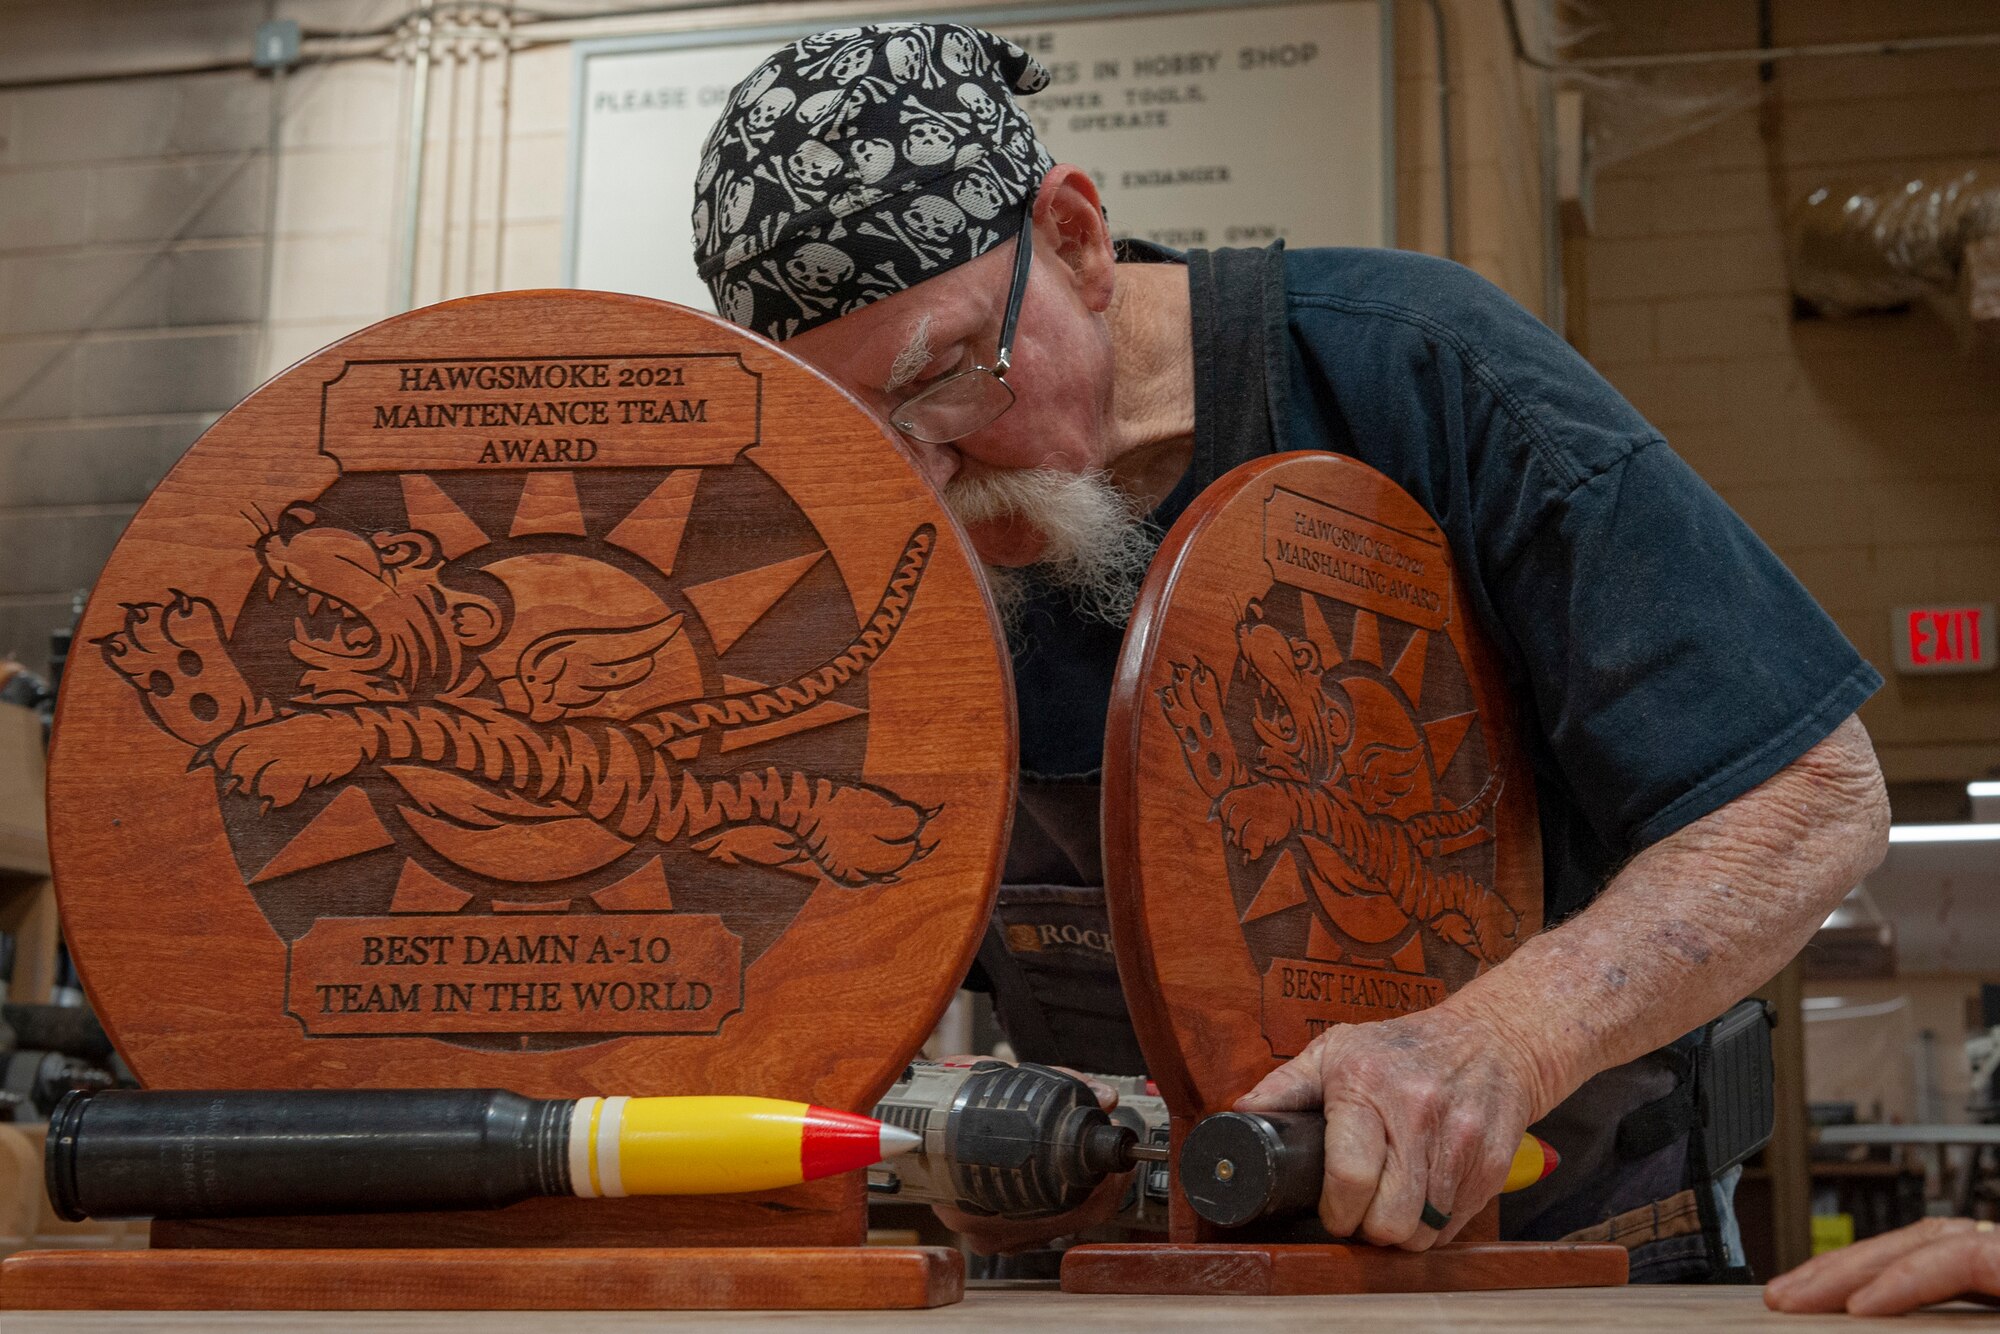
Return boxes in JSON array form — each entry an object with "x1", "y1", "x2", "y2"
[{"x1": 47, "y1": 1088, "x2": 917, "y2": 1221}]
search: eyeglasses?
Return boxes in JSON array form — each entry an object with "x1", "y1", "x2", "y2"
[{"x1": 889, "y1": 197, "x2": 1036, "y2": 445}]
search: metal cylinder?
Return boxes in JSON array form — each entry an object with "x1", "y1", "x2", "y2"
[
  {"x1": 45, "y1": 1088, "x2": 572, "y2": 1221},
  {"x1": 873, "y1": 1060, "x2": 1137, "y2": 1219},
  {"x1": 1179, "y1": 1109, "x2": 1324, "y2": 1228},
  {"x1": 3, "y1": 1002, "x2": 116, "y2": 1061}
]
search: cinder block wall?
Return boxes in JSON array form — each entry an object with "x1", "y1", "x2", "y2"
[
  {"x1": 1570, "y1": 1, "x2": 2000, "y2": 786},
  {"x1": 0, "y1": 11, "x2": 273, "y2": 672},
  {"x1": 1395, "y1": 0, "x2": 1551, "y2": 314},
  {"x1": 0, "y1": 0, "x2": 573, "y2": 677}
]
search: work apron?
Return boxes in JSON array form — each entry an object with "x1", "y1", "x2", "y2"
[{"x1": 972, "y1": 245, "x2": 1742, "y2": 1281}]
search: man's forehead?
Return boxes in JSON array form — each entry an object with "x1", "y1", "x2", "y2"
[{"x1": 796, "y1": 263, "x2": 994, "y2": 364}]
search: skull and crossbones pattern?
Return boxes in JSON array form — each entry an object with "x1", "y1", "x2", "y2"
[{"x1": 693, "y1": 21, "x2": 1056, "y2": 343}]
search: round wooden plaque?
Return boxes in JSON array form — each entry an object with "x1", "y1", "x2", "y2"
[
  {"x1": 1104, "y1": 452, "x2": 1541, "y2": 1117},
  {"x1": 50, "y1": 290, "x2": 1014, "y2": 1110}
]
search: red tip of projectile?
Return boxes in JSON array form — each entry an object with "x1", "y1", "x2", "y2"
[
  {"x1": 799, "y1": 1105, "x2": 905, "y2": 1182},
  {"x1": 1536, "y1": 1135, "x2": 1560, "y2": 1181}
]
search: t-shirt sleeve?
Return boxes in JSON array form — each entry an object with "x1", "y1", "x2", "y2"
[{"x1": 1491, "y1": 436, "x2": 1881, "y2": 855}]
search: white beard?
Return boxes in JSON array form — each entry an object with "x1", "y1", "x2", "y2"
[{"x1": 941, "y1": 467, "x2": 1160, "y2": 638}]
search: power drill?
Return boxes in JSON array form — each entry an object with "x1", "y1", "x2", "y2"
[
  {"x1": 869, "y1": 1061, "x2": 1563, "y2": 1233},
  {"x1": 869, "y1": 1059, "x2": 1172, "y2": 1229}
]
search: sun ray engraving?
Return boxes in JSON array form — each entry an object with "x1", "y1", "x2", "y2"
[
  {"x1": 1299, "y1": 591, "x2": 1342, "y2": 669},
  {"x1": 509, "y1": 471, "x2": 586, "y2": 537},
  {"x1": 1241, "y1": 851, "x2": 1308, "y2": 924},
  {"x1": 591, "y1": 857, "x2": 675, "y2": 912},
  {"x1": 1305, "y1": 914, "x2": 1346, "y2": 963},
  {"x1": 606, "y1": 470, "x2": 701, "y2": 576},
  {"x1": 249, "y1": 785, "x2": 394, "y2": 884},
  {"x1": 398, "y1": 475, "x2": 490, "y2": 558},
  {"x1": 389, "y1": 857, "x2": 474, "y2": 913},
  {"x1": 1389, "y1": 628, "x2": 1429, "y2": 706},
  {"x1": 1424, "y1": 711, "x2": 1478, "y2": 776},
  {"x1": 721, "y1": 699, "x2": 868, "y2": 754},
  {"x1": 1349, "y1": 608, "x2": 1383, "y2": 668},
  {"x1": 684, "y1": 549, "x2": 826, "y2": 655}
]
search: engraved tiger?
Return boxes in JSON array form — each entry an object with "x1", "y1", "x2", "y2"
[
  {"x1": 98, "y1": 506, "x2": 940, "y2": 889},
  {"x1": 1157, "y1": 605, "x2": 1517, "y2": 965}
]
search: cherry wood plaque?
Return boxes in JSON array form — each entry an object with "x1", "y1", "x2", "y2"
[
  {"x1": 2, "y1": 1247, "x2": 965, "y2": 1311},
  {"x1": 1062, "y1": 1242, "x2": 1625, "y2": 1296},
  {"x1": 1068, "y1": 452, "x2": 1625, "y2": 1295},
  {"x1": 6, "y1": 289, "x2": 1013, "y2": 1310}
]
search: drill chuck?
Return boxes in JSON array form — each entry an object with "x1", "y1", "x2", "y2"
[{"x1": 872, "y1": 1060, "x2": 1158, "y2": 1219}]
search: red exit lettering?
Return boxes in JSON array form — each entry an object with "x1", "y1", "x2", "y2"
[{"x1": 1907, "y1": 607, "x2": 1985, "y2": 666}]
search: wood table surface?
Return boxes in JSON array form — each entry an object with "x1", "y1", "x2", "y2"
[{"x1": 0, "y1": 1283, "x2": 1987, "y2": 1330}]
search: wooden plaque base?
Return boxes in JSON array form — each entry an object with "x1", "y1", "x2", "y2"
[
  {"x1": 1060, "y1": 1241, "x2": 1628, "y2": 1296},
  {"x1": 0, "y1": 1246, "x2": 964, "y2": 1311}
]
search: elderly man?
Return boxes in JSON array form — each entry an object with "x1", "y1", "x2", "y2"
[{"x1": 692, "y1": 24, "x2": 1888, "y2": 1280}]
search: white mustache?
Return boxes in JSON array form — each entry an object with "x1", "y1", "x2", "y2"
[{"x1": 941, "y1": 467, "x2": 1159, "y2": 634}]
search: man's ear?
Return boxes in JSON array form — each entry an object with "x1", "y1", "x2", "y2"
[{"x1": 1034, "y1": 165, "x2": 1116, "y2": 314}]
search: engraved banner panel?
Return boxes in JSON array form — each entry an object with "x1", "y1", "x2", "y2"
[
  {"x1": 320, "y1": 354, "x2": 761, "y2": 472},
  {"x1": 285, "y1": 913, "x2": 744, "y2": 1037}
]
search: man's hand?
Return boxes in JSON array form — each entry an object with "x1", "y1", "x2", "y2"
[
  {"x1": 1234, "y1": 1001, "x2": 1543, "y2": 1250},
  {"x1": 927, "y1": 1061, "x2": 1130, "y2": 1255},
  {"x1": 1237, "y1": 716, "x2": 1884, "y2": 1258},
  {"x1": 1764, "y1": 1217, "x2": 2000, "y2": 1316}
]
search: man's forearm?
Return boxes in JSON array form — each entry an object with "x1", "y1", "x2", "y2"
[{"x1": 1441, "y1": 713, "x2": 1890, "y2": 1121}]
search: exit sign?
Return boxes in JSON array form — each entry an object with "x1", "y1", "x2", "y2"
[{"x1": 1893, "y1": 604, "x2": 1997, "y2": 674}]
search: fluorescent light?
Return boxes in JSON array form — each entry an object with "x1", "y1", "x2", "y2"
[
  {"x1": 1970, "y1": 781, "x2": 2000, "y2": 798},
  {"x1": 1888, "y1": 823, "x2": 2000, "y2": 843}
]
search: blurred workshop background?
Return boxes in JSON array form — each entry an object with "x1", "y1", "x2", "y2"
[{"x1": 0, "y1": 0, "x2": 1995, "y2": 1276}]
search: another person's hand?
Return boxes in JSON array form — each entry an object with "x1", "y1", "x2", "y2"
[
  {"x1": 928, "y1": 1061, "x2": 1131, "y2": 1256},
  {"x1": 1765, "y1": 1217, "x2": 2000, "y2": 1316},
  {"x1": 934, "y1": 1166, "x2": 1131, "y2": 1256},
  {"x1": 1233, "y1": 1003, "x2": 1543, "y2": 1251}
]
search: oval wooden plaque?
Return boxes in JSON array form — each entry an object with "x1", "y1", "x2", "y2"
[
  {"x1": 49, "y1": 290, "x2": 1014, "y2": 1111},
  {"x1": 1104, "y1": 452, "x2": 1541, "y2": 1118}
]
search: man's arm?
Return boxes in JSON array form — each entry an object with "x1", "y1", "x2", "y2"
[{"x1": 1236, "y1": 712, "x2": 1891, "y2": 1248}]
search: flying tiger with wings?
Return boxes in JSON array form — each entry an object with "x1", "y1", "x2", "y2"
[{"x1": 98, "y1": 505, "x2": 939, "y2": 890}]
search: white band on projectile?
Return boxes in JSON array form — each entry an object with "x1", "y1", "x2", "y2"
[
  {"x1": 569, "y1": 1097, "x2": 601, "y2": 1198},
  {"x1": 597, "y1": 1095, "x2": 629, "y2": 1198}
]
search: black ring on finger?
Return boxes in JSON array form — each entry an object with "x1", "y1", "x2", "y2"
[{"x1": 1420, "y1": 1201, "x2": 1451, "y2": 1230}]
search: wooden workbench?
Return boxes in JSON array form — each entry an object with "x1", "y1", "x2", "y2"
[{"x1": 0, "y1": 1285, "x2": 1982, "y2": 1330}]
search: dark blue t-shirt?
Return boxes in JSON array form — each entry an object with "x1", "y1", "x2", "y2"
[{"x1": 1012, "y1": 245, "x2": 1880, "y2": 922}]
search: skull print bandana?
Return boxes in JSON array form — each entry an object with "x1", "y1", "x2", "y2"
[{"x1": 692, "y1": 23, "x2": 1057, "y2": 341}]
